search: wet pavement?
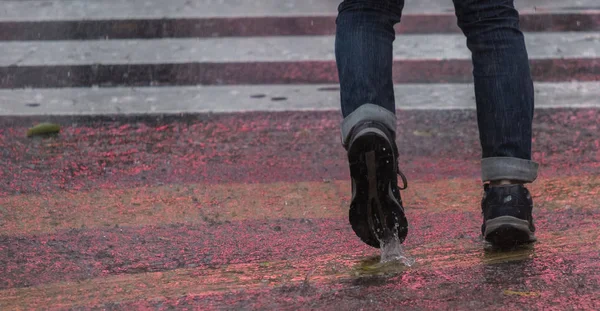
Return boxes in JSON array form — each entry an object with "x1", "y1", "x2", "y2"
[
  {"x1": 1, "y1": 109, "x2": 599, "y2": 310},
  {"x1": 1, "y1": 0, "x2": 599, "y2": 309}
]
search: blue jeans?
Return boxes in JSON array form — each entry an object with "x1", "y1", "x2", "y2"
[{"x1": 336, "y1": 0, "x2": 539, "y2": 183}]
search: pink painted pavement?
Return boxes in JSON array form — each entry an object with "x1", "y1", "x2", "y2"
[{"x1": 0, "y1": 109, "x2": 599, "y2": 310}]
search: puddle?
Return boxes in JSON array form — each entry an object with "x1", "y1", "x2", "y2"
[
  {"x1": 354, "y1": 255, "x2": 412, "y2": 277},
  {"x1": 482, "y1": 243, "x2": 536, "y2": 265},
  {"x1": 353, "y1": 233, "x2": 415, "y2": 277}
]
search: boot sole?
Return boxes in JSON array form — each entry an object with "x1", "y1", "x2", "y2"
[
  {"x1": 348, "y1": 127, "x2": 408, "y2": 248},
  {"x1": 484, "y1": 216, "x2": 536, "y2": 247}
]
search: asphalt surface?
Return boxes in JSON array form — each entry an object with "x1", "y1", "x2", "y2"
[
  {"x1": 1, "y1": 0, "x2": 599, "y2": 309},
  {"x1": 1, "y1": 109, "x2": 599, "y2": 310}
]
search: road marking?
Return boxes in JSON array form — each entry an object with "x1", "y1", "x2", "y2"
[
  {"x1": 1, "y1": 82, "x2": 598, "y2": 116},
  {"x1": 1, "y1": 175, "x2": 597, "y2": 236},
  {"x1": 1, "y1": 0, "x2": 596, "y2": 21},
  {"x1": 1, "y1": 33, "x2": 598, "y2": 66},
  {"x1": 0, "y1": 225, "x2": 597, "y2": 310}
]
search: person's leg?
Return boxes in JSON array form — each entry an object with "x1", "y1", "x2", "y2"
[
  {"x1": 335, "y1": 0, "x2": 408, "y2": 248},
  {"x1": 336, "y1": 0, "x2": 401, "y2": 119},
  {"x1": 452, "y1": 0, "x2": 539, "y2": 246}
]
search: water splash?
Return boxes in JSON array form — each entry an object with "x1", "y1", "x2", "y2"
[
  {"x1": 379, "y1": 233, "x2": 415, "y2": 266},
  {"x1": 354, "y1": 241, "x2": 414, "y2": 276}
]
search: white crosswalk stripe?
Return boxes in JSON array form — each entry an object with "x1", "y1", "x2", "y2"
[
  {"x1": 1, "y1": 0, "x2": 597, "y2": 21},
  {"x1": 1, "y1": 33, "x2": 598, "y2": 66},
  {"x1": 2, "y1": 82, "x2": 599, "y2": 116},
  {"x1": 0, "y1": 0, "x2": 598, "y2": 116}
]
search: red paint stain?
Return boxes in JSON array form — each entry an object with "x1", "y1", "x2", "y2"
[{"x1": 0, "y1": 109, "x2": 598, "y2": 196}]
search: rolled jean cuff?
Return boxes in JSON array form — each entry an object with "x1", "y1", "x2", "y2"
[
  {"x1": 341, "y1": 104, "x2": 396, "y2": 147},
  {"x1": 481, "y1": 157, "x2": 539, "y2": 183}
]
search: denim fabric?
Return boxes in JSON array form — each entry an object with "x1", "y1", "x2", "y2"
[{"x1": 335, "y1": 0, "x2": 538, "y2": 182}]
